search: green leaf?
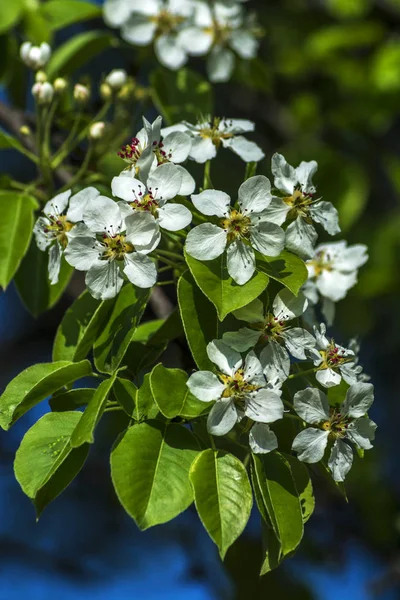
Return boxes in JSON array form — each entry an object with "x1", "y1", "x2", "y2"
[
  {"x1": 52, "y1": 290, "x2": 115, "y2": 362},
  {"x1": 185, "y1": 251, "x2": 269, "y2": 321},
  {"x1": 113, "y1": 375, "x2": 159, "y2": 420},
  {"x1": 23, "y1": 6, "x2": 52, "y2": 44},
  {"x1": 189, "y1": 449, "x2": 253, "y2": 559},
  {"x1": 327, "y1": 378, "x2": 350, "y2": 406},
  {"x1": 256, "y1": 250, "x2": 308, "y2": 296},
  {"x1": 49, "y1": 388, "x2": 95, "y2": 412},
  {"x1": 14, "y1": 411, "x2": 88, "y2": 517},
  {"x1": 260, "y1": 520, "x2": 282, "y2": 575},
  {"x1": 47, "y1": 30, "x2": 117, "y2": 78},
  {"x1": 0, "y1": 192, "x2": 37, "y2": 289},
  {"x1": 284, "y1": 455, "x2": 315, "y2": 524},
  {"x1": 0, "y1": 0, "x2": 23, "y2": 34},
  {"x1": 252, "y1": 453, "x2": 303, "y2": 559},
  {"x1": 131, "y1": 319, "x2": 165, "y2": 343},
  {"x1": 178, "y1": 271, "x2": 237, "y2": 370},
  {"x1": 111, "y1": 420, "x2": 200, "y2": 529},
  {"x1": 151, "y1": 67, "x2": 213, "y2": 125},
  {"x1": 93, "y1": 284, "x2": 150, "y2": 373},
  {"x1": 14, "y1": 239, "x2": 74, "y2": 317},
  {"x1": 0, "y1": 360, "x2": 92, "y2": 430},
  {"x1": 40, "y1": 0, "x2": 102, "y2": 31},
  {"x1": 150, "y1": 364, "x2": 211, "y2": 419},
  {"x1": 70, "y1": 374, "x2": 117, "y2": 447},
  {"x1": 0, "y1": 130, "x2": 35, "y2": 157}
]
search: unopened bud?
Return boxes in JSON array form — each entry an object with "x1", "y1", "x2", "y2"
[
  {"x1": 53, "y1": 77, "x2": 67, "y2": 93},
  {"x1": 73, "y1": 84, "x2": 90, "y2": 104},
  {"x1": 100, "y1": 82, "x2": 112, "y2": 100},
  {"x1": 20, "y1": 42, "x2": 51, "y2": 70},
  {"x1": 105, "y1": 69, "x2": 128, "y2": 90},
  {"x1": 117, "y1": 79, "x2": 135, "y2": 101},
  {"x1": 35, "y1": 70, "x2": 47, "y2": 83},
  {"x1": 19, "y1": 125, "x2": 31, "y2": 136},
  {"x1": 32, "y1": 81, "x2": 54, "y2": 105},
  {"x1": 89, "y1": 121, "x2": 106, "y2": 140}
]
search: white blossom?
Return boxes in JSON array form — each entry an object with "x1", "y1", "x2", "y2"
[
  {"x1": 64, "y1": 196, "x2": 159, "y2": 299},
  {"x1": 185, "y1": 176, "x2": 285, "y2": 285},
  {"x1": 161, "y1": 116, "x2": 264, "y2": 163},
  {"x1": 20, "y1": 42, "x2": 51, "y2": 69},
  {"x1": 292, "y1": 384, "x2": 376, "y2": 481},
  {"x1": 33, "y1": 187, "x2": 100, "y2": 284},
  {"x1": 187, "y1": 339, "x2": 284, "y2": 438}
]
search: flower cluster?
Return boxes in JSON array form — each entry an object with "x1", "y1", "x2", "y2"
[{"x1": 102, "y1": 0, "x2": 260, "y2": 81}]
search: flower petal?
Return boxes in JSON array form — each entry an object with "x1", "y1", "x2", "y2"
[
  {"x1": 281, "y1": 327, "x2": 316, "y2": 360},
  {"x1": 243, "y1": 351, "x2": 265, "y2": 385},
  {"x1": 230, "y1": 30, "x2": 258, "y2": 59},
  {"x1": 316, "y1": 368, "x2": 341, "y2": 388},
  {"x1": 147, "y1": 162, "x2": 183, "y2": 201},
  {"x1": 238, "y1": 175, "x2": 272, "y2": 214},
  {"x1": 67, "y1": 187, "x2": 100, "y2": 223},
  {"x1": 285, "y1": 217, "x2": 318, "y2": 260},
  {"x1": 48, "y1": 242, "x2": 62, "y2": 285},
  {"x1": 309, "y1": 201, "x2": 340, "y2": 236},
  {"x1": 293, "y1": 387, "x2": 330, "y2": 424},
  {"x1": 64, "y1": 235, "x2": 98, "y2": 270},
  {"x1": 250, "y1": 221, "x2": 285, "y2": 257},
  {"x1": 185, "y1": 223, "x2": 227, "y2": 260},
  {"x1": 121, "y1": 16, "x2": 157, "y2": 45},
  {"x1": 124, "y1": 253, "x2": 157, "y2": 288},
  {"x1": 111, "y1": 175, "x2": 145, "y2": 203},
  {"x1": 259, "y1": 341, "x2": 290, "y2": 383},
  {"x1": 346, "y1": 417, "x2": 377, "y2": 450},
  {"x1": 207, "y1": 46, "x2": 235, "y2": 83},
  {"x1": 295, "y1": 160, "x2": 318, "y2": 194},
  {"x1": 155, "y1": 34, "x2": 187, "y2": 70},
  {"x1": 157, "y1": 203, "x2": 192, "y2": 231},
  {"x1": 328, "y1": 439, "x2": 353, "y2": 482},
  {"x1": 226, "y1": 240, "x2": 256, "y2": 285},
  {"x1": 206, "y1": 339, "x2": 242, "y2": 376},
  {"x1": 249, "y1": 423, "x2": 278, "y2": 454},
  {"x1": 86, "y1": 261, "x2": 123, "y2": 300},
  {"x1": 259, "y1": 197, "x2": 290, "y2": 226},
  {"x1": 125, "y1": 211, "x2": 160, "y2": 249},
  {"x1": 191, "y1": 189, "x2": 231, "y2": 217},
  {"x1": 273, "y1": 288, "x2": 308, "y2": 321},
  {"x1": 222, "y1": 136, "x2": 265, "y2": 163},
  {"x1": 175, "y1": 165, "x2": 196, "y2": 196},
  {"x1": 161, "y1": 131, "x2": 192, "y2": 163},
  {"x1": 44, "y1": 190, "x2": 72, "y2": 217},
  {"x1": 177, "y1": 27, "x2": 213, "y2": 55},
  {"x1": 207, "y1": 399, "x2": 238, "y2": 435},
  {"x1": 316, "y1": 270, "x2": 357, "y2": 302},
  {"x1": 189, "y1": 136, "x2": 217, "y2": 163},
  {"x1": 342, "y1": 382, "x2": 374, "y2": 418},
  {"x1": 292, "y1": 428, "x2": 329, "y2": 463},
  {"x1": 222, "y1": 328, "x2": 261, "y2": 353},
  {"x1": 245, "y1": 389, "x2": 284, "y2": 423},
  {"x1": 83, "y1": 195, "x2": 123, "y2": 233},
  {"x1": 187, "y1": 371, "x2": 225, "y2": 402},
  {"x1": 271, "y1": 153, "x2": 296, "y2": 195}
]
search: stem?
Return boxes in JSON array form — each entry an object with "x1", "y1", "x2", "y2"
[
  {"x1": 283, "y1": 413, "x2": 303, "y2": 422},
  {"x1": 104, "y1": 406, "x2": 124, "y2": 413},
  {"x1": 208, "y1": 433, "x2": 216, "y2": 450},
  {"x1": 155, "y1": 248, "x2": 184, "y2": 261},
  {"x1": 203, "y1": 160, "x2": 212, "y2": 190},
  {"x1": 59, "y1": 141, "x2": 93, "y2": 192},
  {"x1": 288, "y1": 367, "x2": 316, "y2": 380},
  {"x1": 243, "y1": 452, "x2": 251, "y2": 469},
  {"x1": 36, "y1": 104, "x2": 54, "y2": 193},
  {"x1": 51, "y1": 111, "x2": 83, "y2": 167},
  {"x1": 156, "y1": 280, "x2": 175, "y2": 286},
  {"x1": 158, "y1": 265, "x2": 173, "y2": 273}
]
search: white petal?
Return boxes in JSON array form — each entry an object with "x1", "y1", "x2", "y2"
[
  {"x1": 316, "y1": 368, "x2": 341, "y2": 388},
  {"x1": 112, "y1": 175, "x2": 145, "y2": 202},
  {"x1": 103, "y1": 0, "x2": 137, "y2": 27},
  {"x1": 226, "y1": 240, "x2": 256, "y2": 285},
  {"x1": 316, "y1": 270, "x2": 357, "y2": 302},
  {"x1": 64, "y1": 235, "x2": 98, "y2": 270},
  {"x1": 245, "y1": 389, "x2": 284, "y2": 423},
  {"x1": 292, "y1": 428, "x2": 329, "y2": 463},
  {"x1": 48, "y1": 242, "x2": 62, "y2": 285},
  {"x1": 121, "y1": 17, "x2": 157, "y2": 45},
  {"x1": 285, "y1": 217, "x2": 318, "y2": 260},
  {"x1": 185, "y1": 223, "x2": 227, "y2": 260},
  {"x1": 206, "y1": 339, "x2": 242, "y2": 376},
  {"x1": 336, "y1": 244, "x2": 368, "y2": 271},
  {"x1": 189, "y1": 136, "x2": 217, "y2": 163},
  {"x1": 346, "y1": 417, "x2": 376, "y2": 450},
  {"x1": 124, "y1": 253, "x2": 157, "y2": 288},
  {"x1": 67, "y1": 187, "x2": 100, "y2": 223},
  {"x1": 219, "y1": 119, "x2": 255, "y2": 134},
  {"x1": 44, "y1": 190, "x2": 71, "y2": 217},
  {"x1": 207, "y1": 399, "x2": 238, "y2": 435},
  {"x1": 271, "y1": 153, "x2": 296, "y2": 195},
  {"x1": 222, "y1": 328, "x2": 261, "y2": 352},
  {"x1": 222, "y1": 136, "x2": 265, "y2": 163},
  {"x1": 259, "y1": 341, "x2": 290, "y2": 383},
  {"x1": 207, "y1": 46, "x2": 235, "y2": 83},
  {"x1": 83, "y1": 196, "x2": 123, "y2": 233},
  {"x1": 191, "y1": 189, "x2": 231, "y2": 217},
  {"x1": 161, "y1": 122, "x2": 190, "y2": 136},
  {"x1": 273, "y1": 288, "x2": 308, "y2": 321},
  {"x1": 249, "y1": 423, "x2": 278, "y2": 454},
  {"x1": 161, "y1": 131, "x2": 192, "y2": 163},
  {"x1": 281, "y1": 327, "x2": 316, "y2": 360},
  {"x1": 328, "y1": 439, "x2": 353, "y2": 482},
  {"x1": 238, "y1": 175, "x2": 272, "y2": 214},
  {"x1": 147, "y1": 162, "x2": 183, "y2": 201},
  {"x1": 293, "y1": 387, "x2": 330, "y2": 424},
  {"x1": 295, "y1": 160, "x2": 318, "y2": 194},
  {"x1": 157, "y1": 203, "x2": 192, "y2": 231},
  {"x1": 230, "y1": 30, "x2": 258, "y2": 59},
  {"x1": 309, "y1": 201, "x2": 341, "y2": 235},
  {"x1": 250, "y1": 221, "x2": 285, "y2": 256},
  {"x1": 177, "y1": 27, "x2": 213, "y2": 55},
  {"x1": 125, "y1": 211, "x2": 160, "y2": 249},
  {"x1": 340, "y1": 362, "x2": 361, "y2": 386},
  {"x1": 34, "y1": 217, "x2": 52, "y2": 251},
  {"x1": 342, "y1": 382, "x2": 374, "y2": 419},
  {"x1": 174, "y1": 165, "x2": 195, "y2": 196},
  {"x1": 86, "y1": 261, "x2": 123, "y2": 300},
  {"x1": 259, "y1": 197, "x2": 290, "y2": 226},
  {"x1": 155, "y1": 34, "x2": 187, "y2": 70},
  {"x1": 187, "y1": 371, "x2": 225, "y2": 402},
  {"x1": 233, "y1": 298, "x2": 265, "y2": 323},
  {"x1": 243, "y1": 351, "x2": 265, "y2": 385}
]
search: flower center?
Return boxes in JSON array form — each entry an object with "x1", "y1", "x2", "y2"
[
  {"x1": 129, "y1": 188, "x2": 159, "y2": 217},
  {"x1": 319, "y1": 342, "x2": 351, "y2": 370},
  {"x1": 99, "y1": 233, "x2": 134, "y2": 261},
  {"x1": 151, "y1": 10, "x2": 185, "y2": 36},
  {"x1": 220, "y1": 209, "x2": 251, "y2": 243},
  {"x1": 204, "y1": 21, "x2": 232, "y2": 46},
  {"x1": 152, "y1": 140, "x2": 173, "y2": 166},
  {"x1": 251, "y1": 314, "x2": 285, "y2": 343},
  {"x1": 44, "y1": 214, "x2": 74, "y2": 248},
  {"x1": 307, "y1": 250, "x2": 333, "y2": 278},
  {"x1": 219, "y1": 369, "x2": 260, "y2": 405},
  {"x1": 198, "y1": 117, "x2": 234, "y2": 147},
  {"x1": 320, "y1": 407, "x2": 350, "y2": 440},
  {"x1": 282, "y1": 189, "x2": 313, "y2": 220},
  {"x1": 117, "y1": 137, "x2": 143, "y2": 167}
]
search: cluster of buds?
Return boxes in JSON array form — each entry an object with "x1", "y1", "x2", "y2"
[
  {"x1": 32, "y1": 81, "x2": 54, "y2": 105},
  {"x1": 20, "y1": 42, "x2": 51, "y2": 70}
]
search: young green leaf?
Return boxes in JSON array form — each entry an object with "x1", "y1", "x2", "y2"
[
  {"x1": 40, "y1": 0, "x2": 102, "y2": 31},
  {"x1": 150, "y1": 364, "x2": 211, "y2": 419},
  {"x1": 252, "y1": 453, "x2": 304, "y2": 558},
  {"x1": 70, "y1": 374, "x2": 117, "y2": 447},
  {"x1": 52, "y1": 290, "x2": 115, "y2": 362},
  {"x1": 256, "y1": 250, "x2": 308, "y2": 296},
  {"x1": 185, "y1": 251, "x2": 269, "y2": 321},
  {"x1": 93, "y1": 284, "x2": 150, "y2": 373},
  {"x1": 0, "y1": 132, "x2": 36, "y2": 159},
  {"x1": 111, "y1": 420, "x2": 200, "y2": 530},
  {"x1": 14, "y1": 239, "x2": 73, "y2": 317},
  {"x1": 0, "y1": 192, "x2": 37, "y2": 289},
  {"x1": 189, "y1": 449, "x2": 253, "y2": 559},
  {"x1": 0, "y1": 360, "x2": 92, "y2": 430},
  {"x1": 0, "y1": 0, "x2": 23, "y2": 34},
  {"x1": 260, "y1": 520, "x2": 282, "y2": 575},
  {"x1": 14, "y1": 411, "x2": 89, "y2": 517}
]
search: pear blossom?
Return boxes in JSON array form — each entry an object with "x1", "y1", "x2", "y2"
[
  {"x1": 118, "y1": 115, "x2": 194, "y2": 194},
  {"x1": 308, "y1": 323, "x2": 363, "y2": 388},
  {"x1": 111, "y1": 162, "x2": 192, "y2": 239},
  {"x1": 186, "y1": 339, "x2": 284, "y2": 438},
  {"x1": 186, "y1": 176, "x2": 285, "y2": 285},
  {"x1": 223, "y1": 288, "x2": 316, "y2": 361},
  {"x1": 292, "y1": 384, "x2": 376, "y2": 481},
  {"x1": 264, "y1": 153, "x2": 341, "y2": 260},
  {"x1": 20, "y1": 42, "x2": 51, "y2": 69},
  {"x1": 161, "y1": 116, "x2": 264, "y2": 163},
  {"x1": 302, "y1": 240, "x2": 368, "y2": 325},
  {"x1": 178, "y1": 1, "x2": 260, "y2": 82},
  {"x1": 64, "y1": 196, "x2": 159, "y2": 299},
  {"x1": 33, "y1": 187, "x2": 101, "y2": 284}
]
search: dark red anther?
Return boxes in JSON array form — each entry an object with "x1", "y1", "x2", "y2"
[
  {"x1": 159, "y1": 142, "x2": 164, "y2": 148},
  {"x1": 153, "y1": 141, "x2": 157, "y2": 146}
]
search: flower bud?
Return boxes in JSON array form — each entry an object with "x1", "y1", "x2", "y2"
[
  {"x1": 20, "y1": 42, "x2": 51, "y2": 70},
  {"x1": 105, "y1": 69, "x2": 128, "y2": 90},
  {"x1": 73, "y1": 83, "x2": 90, "y2": 104},
  {"x1": 117, "y1": 79, "x2": 136, "y2": 101},
  {"x1": 32, "y1": 81, "x2": 54, "y2": 105},
  {"x1": 89, "y1": 121, "x2": 106, "y2": 140},
  {"x1": 53, "y1": 77, "x2": 67, "y2": 93},
  {"x1": 35, "y1": 70, "x2": 47, "y2": 83},
  {"x1": 19, "y1": 125, "x2": 31, "y2": 136},
  {"x1": 100, "y1": 82, "x2": 112, "y2": 100}
]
